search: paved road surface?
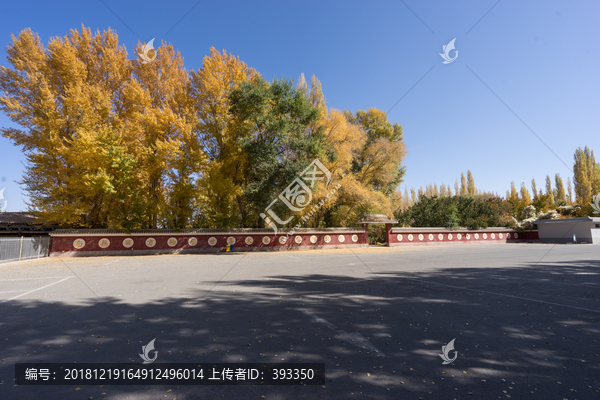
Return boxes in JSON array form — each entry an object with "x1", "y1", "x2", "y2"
[{"x1": 1, "y1": 244, "x2": 598, "y2": 399}]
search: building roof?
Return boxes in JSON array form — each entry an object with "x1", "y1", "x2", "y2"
[
  {"x1": 0, "y1": 212, "x2": 40, "y2": 225},
  {"x1": 534, "y1": 217, "x2": 600, "y2": 224},
  {"x1": 356, "y1": 214, "x2": 398, "y2": 224}
]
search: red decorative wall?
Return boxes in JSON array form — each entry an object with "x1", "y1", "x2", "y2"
[
  {"x1": 50, "y1": 229, "x2": 368, "y2": 256},
  {"x1": 49, "y1": 227, "x2": 539, "y2": 256},
  {"x1": 388, "y1": 229, "x2": 538, "y2": 246}
]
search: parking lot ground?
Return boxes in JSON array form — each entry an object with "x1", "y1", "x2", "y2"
[{"x1": 0, "y1": 244, "x2": 599, "y2": 400}]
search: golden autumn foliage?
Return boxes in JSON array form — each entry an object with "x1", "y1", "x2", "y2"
[
  {"x1": 0, "y1": 26, "x2": 408, "y2": 229},
  {"x1": 189, "y1": 48, "x2": 259, "y2": 228}
]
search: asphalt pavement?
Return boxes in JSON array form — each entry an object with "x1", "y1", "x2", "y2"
[{"x1": 0, "y1": 243, "x2": 598, "y2": 399}]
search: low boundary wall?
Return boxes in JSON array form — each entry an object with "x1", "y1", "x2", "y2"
[
  {"x1": 49, "y1": 227, "x2": 540, "y2": 257},
  {"x1": 49, "y1": 228, "x2": 368, "y2": 257},
  {"x1": 388, "y1": 227, "x2": 538, "y2": 246}
]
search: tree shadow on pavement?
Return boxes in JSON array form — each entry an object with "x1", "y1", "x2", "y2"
[{"x1": 1, "y1": 258, "x2": 599, "y2": 399}]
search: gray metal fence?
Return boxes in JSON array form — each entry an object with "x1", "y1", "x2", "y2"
[{"x1": 0, "y1": 237, "x2": 51, "y2": 263}]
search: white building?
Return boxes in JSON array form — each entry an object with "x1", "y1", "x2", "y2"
[{"x1": 534, "y1": 217, "x2": 600, "y2": 244}]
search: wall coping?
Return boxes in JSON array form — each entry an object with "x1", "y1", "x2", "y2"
[
  {"x1": 391, "y1": 227, "x2": 533, "y2": 233},
  {"x1": 50, "y1": 227, "x2": 365, "y2": 237},
  {"x1": 535, "y1": 217, "x2": 599, "y2": 224}
]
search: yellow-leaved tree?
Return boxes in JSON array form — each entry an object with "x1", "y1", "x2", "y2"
[
  {"x1": 308, "y1": 108, "x2": 366, "y2": 227},
  {"x1": 342, "y1": 108, "x2": 407, "y2": 222},
  {"x1": 0, "y1": 26, "x2": 144, "y2": 228},
  {"x1": 0, "y1": 26, "x2": 204, "y2": 229},
  {"x1": 295, "y1": 80, "x2": 407, "y2": 227},
  {"x1": 189, "y1": 48, "x2": 259, "y2": 228},
  {"x1": 131, "y1": 40, "x2": 203, "y2": 229}
]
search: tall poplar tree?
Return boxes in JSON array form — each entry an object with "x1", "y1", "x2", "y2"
[
  {"x1": 460, "y1": 172, "x2": 467, "y2": 195},
  {"x1": 189, "y1": 47, "x2": 259, "y2": 228},
  {"x1": 410, "y1": 188, "x2": 417, "y2": 204},
  {"x1": 467, "y1": 170, "x2": 476, "y2": 194},
  {"x1": 554, "y1": 173, "x2": 566, "y2": 206},
  {"x1": 545, "y1": 175, "x2": 554, "y2": 205},
  {"x1": 573, "y1": 147, "x2": 600, "y2": 203},
  {"x1": 520, "y1": 183, "x2": 531, "y2": 203},
  {"x1": 0, "y1": 26, "x2": 150, "y2": 228}
]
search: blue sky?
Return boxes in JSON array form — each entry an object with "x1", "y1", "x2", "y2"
[{"x1": 1, "y1": 0, "x2": 598, "y2": 211}]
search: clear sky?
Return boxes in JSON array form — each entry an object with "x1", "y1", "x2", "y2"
[{"x1": 1, "y1": 0, "x2": 598, "y2": 211}]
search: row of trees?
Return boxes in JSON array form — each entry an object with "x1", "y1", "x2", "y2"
[
  {"x1": 396, "y1": 196, "x2": 506, "y2": 230},
  {"x1": 0, "y1": 26, "x2": 407, "y2": 230},
  {"x1": 397, "y1": 170, "x2": 500, "y2": 211},
  {"x1": 396, "y1": 147, "x2": 598, "y2": 228}
]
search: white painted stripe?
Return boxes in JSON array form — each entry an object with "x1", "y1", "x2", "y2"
[
  {"x1": 0, "y1": 277, "x2": 71, "y2": 282},
  {"x1": 1, "y1": 276, "x2": 73, "y2": 302},
  {"x1": 408, "y1": 278, "x2": 600, "y2": 314},
  {"x1": 0, "y1": 258, "x2": 48, "y2": 267},
  {"x1": 302, "y1": 310, "x2": 385, "y2": 356}
]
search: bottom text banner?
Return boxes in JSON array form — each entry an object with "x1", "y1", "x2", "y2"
[{"x1": 15, "y1": 363, "x2": 325, "y2": 385}]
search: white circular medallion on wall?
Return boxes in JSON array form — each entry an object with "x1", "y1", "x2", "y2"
[
  {"x1": 491, "y1": 233, "x2": 495, "y2": 239},
  {"x1": 499, "y1": 233, "x2": 503, "y2": 239},
  {"x1": 397, "y1": 234, "x2": 403, "y2": 241},
  {"x1": 262, "y1": 236, "x2": 271, "y2": 245},
  {"x1": 279, "y1": 236, "x2": 287, "y2": 244},
  {"x1": 208, "y1": 237, "x2": 217, "y2": 246},
  {"x1": 245, "y1": 236, "x2": 254, "y2": 245},
  {"x1": 507, "y1": 233, "x2": 511, "y2": 239},
  {"x1": 438, "y1": 234, "x2": 443, "y2": 240},
  {"x1": 514, "y1": 233, "x2": 518, "y2": 239},
  {"x1": 98, "y1": 238, "x2": 110, "y2": 249},
  {"x1": 457, "y1": 233, "x2": 462, "y2": 240},
  {"x1": 418, "y1": 234, "x2": 423, "y2": 241},
  {"x1": 310, "y1": 235, "x2": 318, "y2": 244},
  {"x1": 428, "y1": 234, "x2": 434, "y2": 241},
  {"x1": 227, "y1": 237, "x2": 236, "y2": 245},
  {"x1": 448, "y1": 234, "x2": 453, "y2": 240},
  {"x1": 408, "y1": 234, "x2": 413, "y2": 241},
  {"x1": 73, "y1": 239, "x2": 86, "y2": 249},
  {"x1": 188, "y1": 237, "x2": 198, "y2": 246},
  {"x1": 352, "y1": 234, "x2": 359, "y2": 243},
  {"x1": 474, "y1": 233, "x2": 479, "y2": 240},
  {"x1": 324, "y1": 235, "x2": 331, "y2": 243},
  {"x1": 338, "y1": 235, "x2": 345, "y2": 243},
  {"x1": 123, "y1": 238, "x2": 134, "y2": 248},
  {"x1": 295, "y1": 235, "x2": 302, "y2": 244},
  {"x1": 466, "y1": 234, "x2": 470, "y2": 240},
  {"x1": 146, "y1": 238, "x2": 156, "y2": 248},
  {"x1": 482, "y1": 233, "x2": 487, "y2": 240},
  {"x1": 167, "y1": 237, "x2": 177, "y2": 247}
]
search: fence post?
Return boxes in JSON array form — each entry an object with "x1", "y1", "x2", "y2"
[{"x1": 19, "y1": 236, "x2": 24, "y2": 261}]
